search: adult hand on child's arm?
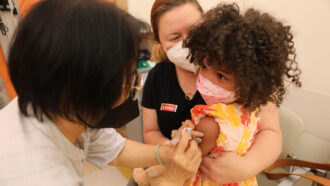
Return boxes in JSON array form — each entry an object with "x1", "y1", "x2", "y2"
[
  {"x1": 143, "y1": 105, "x2": 204, "y2": 145},
  {"x1": 171, "y1": 120, "x2": 205, "y2": 144},
  {"x1": 160, "y1": 133, "x2": 202, "y2": 186},
  {"x1": 200, "y1": 102, "x2": 282, "y2": 184}
]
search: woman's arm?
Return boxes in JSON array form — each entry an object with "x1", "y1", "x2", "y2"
[
  {"x1": 110, "y1": 133, "x2": 202, "y2": 184},
  {"x1": 200, "y1": 102, "x2": 282, "y2": 183},
  {"x1": 109, "y1": 139, "x2": 172, "y2": 168},
  {"x1": 143, "y1": 107, "x2": 169, "y2": 144}
]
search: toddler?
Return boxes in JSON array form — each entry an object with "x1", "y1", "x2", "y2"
[{"x1": 183, "y1": 3, "x2": 302, "y2": 186}]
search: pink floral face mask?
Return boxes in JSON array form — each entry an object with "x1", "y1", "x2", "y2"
[{"x1": 196, "y1": 73, "x2": 238, "y2": 105}]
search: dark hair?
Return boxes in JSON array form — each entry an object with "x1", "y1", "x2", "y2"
[
  {"x1": 184, "y1": 3, "x2": 301, "y2": 111},
  {"x1": 9, "y1": 0, "x2": 149, "y2": 123}
]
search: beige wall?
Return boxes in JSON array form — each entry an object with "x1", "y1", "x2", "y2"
[
  {"x1": 106, "y1": 0, "x2": 128, "y2": 10},
  {"x1": 127, "y1": 0, "x2": 330, "y2": 162}
]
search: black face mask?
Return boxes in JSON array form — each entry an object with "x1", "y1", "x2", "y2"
[{"x1": 79, "y1": 96, "x2": 140, "y2": 129}]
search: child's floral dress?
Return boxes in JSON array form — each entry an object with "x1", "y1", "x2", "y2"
[{"x1": 185, "y1": 103, "x2": 261, "y2": 186}]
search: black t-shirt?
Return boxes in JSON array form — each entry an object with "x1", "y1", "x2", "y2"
[{"x1": 142, "y1": 62, "x2": 205, "y2": 139}]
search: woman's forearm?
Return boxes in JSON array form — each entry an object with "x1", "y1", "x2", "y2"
[
  {"x1": 144, "y1": 130, "x2": 169, "y2": 145},
  {"x1": 109, "y1": 140, "x2": 172, "y2": 167},
  {"x1": 142, "y1": 107, "x2": 170, "y2": 145}
]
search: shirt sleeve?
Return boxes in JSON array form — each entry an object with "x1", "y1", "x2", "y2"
[
  {"x1": 3, "y1": 166, "x2": 84, "y2": 186},
  {"x1": 85, "y1": 128, "x2": 126, "y2": 168},
  {"x1": 141, "y1": 66, "x2": 157, "y2": 109}
]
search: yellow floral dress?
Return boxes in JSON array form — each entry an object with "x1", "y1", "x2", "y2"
[{"x1": 185, "y1": 103, "x2": 260, "y2": 186}]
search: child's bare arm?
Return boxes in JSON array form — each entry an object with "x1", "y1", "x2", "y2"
[{"x1": 196, "y1": 116, "x2": 219, "y2": 156}]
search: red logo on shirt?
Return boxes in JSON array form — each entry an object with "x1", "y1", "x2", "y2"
[{"x1": 160, "y1": 103, "x2": 178, "y2": 112}]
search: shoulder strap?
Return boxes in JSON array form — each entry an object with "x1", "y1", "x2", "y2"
[{"x1": 264, "y1": 158, "x2": 330, "y2": 185}]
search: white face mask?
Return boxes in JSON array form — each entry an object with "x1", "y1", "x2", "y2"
[
  {"x1": 165, "y1": 41, "x2": 199, "y2": 73},
  {"x1": 196, "y1": 73, "x2": 238, "y2": 105}
]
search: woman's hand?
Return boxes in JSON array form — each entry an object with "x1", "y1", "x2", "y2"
[
  {"x1": 171, "y1": 120, "x2": 204, "y2": 142},
  {"x1": 199, "y1": 151, "x2": 253, "y2": 184},
  {"x1": 161, "y1": 133, "x2": 202, "y2": 186}
]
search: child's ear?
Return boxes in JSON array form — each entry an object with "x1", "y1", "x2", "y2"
[{"x1": 201, "y1": 57, "x2": 208, "y2": 69}]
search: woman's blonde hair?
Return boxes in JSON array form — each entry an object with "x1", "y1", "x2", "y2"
[{"x1": 150, "y1": 44, "x2": 168, "y2": 62}]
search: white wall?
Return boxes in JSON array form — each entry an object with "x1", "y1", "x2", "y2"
[{"x1": 127, "y1": 0, "x2": 330, "y2": 162}]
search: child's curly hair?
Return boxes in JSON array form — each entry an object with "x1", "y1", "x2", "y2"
[{"x1": 184, "y1": 3, "x2": 301, "y2": 111}]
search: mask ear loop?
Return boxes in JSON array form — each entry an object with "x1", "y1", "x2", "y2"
[
  {"x1": 76, "y1": 113, "x2": 95, "y2": 128},
  {"x1": 233, "y1": 87, "x2": 240, "y2": 100},
  {"x1": 129, "y1": 71, "x2": 143, "y2": 100}
]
